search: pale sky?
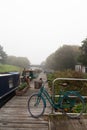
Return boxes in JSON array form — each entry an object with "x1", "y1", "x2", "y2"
[{"x1": 0, "y1": 0, "x2": 87, "y2": 64}]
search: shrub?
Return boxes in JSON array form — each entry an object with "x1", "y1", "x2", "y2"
[
  {"x1": 18, "y1": 82, "x2": 27, "y2": 91},
  {"x1": 47, "y1": 70, "x2": 87, "y2": 96}
]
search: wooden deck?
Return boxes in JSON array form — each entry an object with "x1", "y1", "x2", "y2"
[
  {"x1": 0, "y1": 96, "x2": 49, "y2": 130},
  {"x1": 0, "y1": 72, "x2": 51, "y2": 130}
]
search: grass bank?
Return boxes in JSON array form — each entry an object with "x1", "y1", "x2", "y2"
[{"x1": 0, "y1": 64, "x2": 22, "y2": 73}]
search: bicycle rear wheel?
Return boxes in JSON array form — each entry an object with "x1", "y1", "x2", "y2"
[
  {"x1": 61, "y1": 92, "x2": 85, "y2": 118},
  {"x1": 28, "y1": 93, "x2": 45, "y2": 118}
]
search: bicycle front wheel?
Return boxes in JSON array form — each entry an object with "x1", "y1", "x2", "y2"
[
  {"x1": 61, "y1": 92, "x2": 85, "y2": 118},
  {"x1": 28, "y1": 93, "x2": 45, "y2": 118}
]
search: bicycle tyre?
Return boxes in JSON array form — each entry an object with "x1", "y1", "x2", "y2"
[
  {"x1": 61, "y1": 92, "x2": 85, "y2": 118},
  {"x1": 28, "y1": 93, "x2": 45, "y2": 118}
]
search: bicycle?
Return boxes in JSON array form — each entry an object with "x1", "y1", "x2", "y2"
[{"x1": 28, "y1": 80, "x2": 85, "y2": 118}]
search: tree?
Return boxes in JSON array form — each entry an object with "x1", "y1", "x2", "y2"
[
  {"x1": 0, "y1": 45, "x2": 7, "y2": 63},
  {"x1": 78, "y1": 38, "x2": 87, "y2": 66},
  {"x1": 54, "y1": 45, "x2": 76, "y2": 70},
  {"x1": 6, "y1": 56, "x2": 30, "y2": 68},
  {"x1": 45, "y1": 53, "x2": 55, "y2": 69},
  {"x1": 45, "y1": 45, "x2": 80, "y2": 71}
]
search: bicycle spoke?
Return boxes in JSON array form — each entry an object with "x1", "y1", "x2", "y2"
[{"x1": 28, "y1": 93, "x2": 45, "y2": 118}]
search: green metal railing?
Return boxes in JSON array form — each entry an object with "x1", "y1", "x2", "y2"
[{"x1": 51, "y1": 78, "x2": 87, "y2": 113}]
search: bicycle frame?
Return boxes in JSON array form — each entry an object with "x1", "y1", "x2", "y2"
[
  {"x1": 37, "y1": 84, "x2": 85, "y2": 110},
  {"x1": 38, "y1": 85, "x2": 63, "y2": 109}
]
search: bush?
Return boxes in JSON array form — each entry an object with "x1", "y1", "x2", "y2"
[
  {"x1": 18, "y1": 82, "x2": 27, "y2": 91},
  {"x1": 47, "y1": 70, "x2": 87, "y2": 96}
]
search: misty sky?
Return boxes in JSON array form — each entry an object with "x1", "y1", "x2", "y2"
[{"x1": 0, "y1": 0, "x2": 87, "y2": 64}]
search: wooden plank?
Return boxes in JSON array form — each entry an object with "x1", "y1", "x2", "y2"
[
  {"x1": 0, "y1": 122, "x2": 48, "y2": 128},
  {"x1": 0, "y1": 119, "x2": 48, "y2": 124},
  {"x1": 0, "y1": 128, "x2": 48, "y2": 130}
]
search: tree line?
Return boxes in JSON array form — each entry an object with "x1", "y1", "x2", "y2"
[
  {"x1": 44, "y1": 38, "x2": 87, "y2": 71},
  {"x1": 0, "y1": 45, "x2": 30, "y2": 68},
  {"x1": 1, "y1": 37, "x2": 87, "y2": 70}
]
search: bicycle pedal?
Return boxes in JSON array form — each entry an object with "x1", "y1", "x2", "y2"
[
  {"x1": 54, "y1": 108, "x2": 63, "y2": 112},
  {"x1": 54, "y1": 108, "x2": 58, "y2": 112}
]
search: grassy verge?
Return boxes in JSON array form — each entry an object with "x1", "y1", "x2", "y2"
[{"x1": 0, "y1": 64, "x2": 22, "y2": 73}]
